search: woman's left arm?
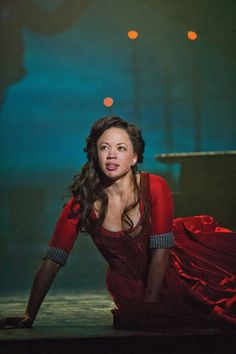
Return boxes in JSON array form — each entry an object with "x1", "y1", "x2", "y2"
[
  {"x1": 143, "y1": 248, "x2": 169, "y2": 303},
  {"x1": 143, "y1": 174, "x2": 174, "y2": 303}
]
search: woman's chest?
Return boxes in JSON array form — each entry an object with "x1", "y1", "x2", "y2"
[
  {"x1": 95, "y1": 198, "x2": 141, "y2": 232},
  {"x1": 107, "y1": 200, "x2": 141, "y2": 232}
]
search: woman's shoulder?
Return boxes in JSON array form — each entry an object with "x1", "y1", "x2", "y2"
[
  {"x1": 141, "y1": 171, "x2": 169, "y2": 186},
  {"x1": 60, "y1": 196, "x2": 81, "y2": 215},
  {"x1": 141, "y1": 172, "x2": 171, "y2": 196}
]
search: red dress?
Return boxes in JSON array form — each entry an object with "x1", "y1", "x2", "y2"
[{"x1": 45, "y1": 172, "x2": 236, "y2": 329}]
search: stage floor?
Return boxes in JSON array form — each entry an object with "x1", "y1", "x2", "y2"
[{"x1": 0, "y1": 293, "x2": 235, "y2": 354}]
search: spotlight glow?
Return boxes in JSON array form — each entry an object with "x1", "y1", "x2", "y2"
[
  {"x1": 187, "y1": 31, "x2": 198, "y2": 41},
  {"x1": 103, "y1": 97, "x2": 114, "y2": 107},
  {"x1": 128, "y1": 30, "x2": 138, "y2": 40}
]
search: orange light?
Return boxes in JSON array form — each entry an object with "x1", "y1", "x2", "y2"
[
  {"x1": 128, "y1": 30, "x2": 138, "y2": 40},
  {"x1": 103, "y1": 97, "x2": 114, "y2": 107},
  {"x1": 187, "y1": 31, "x2": 198, "y2": 41}
]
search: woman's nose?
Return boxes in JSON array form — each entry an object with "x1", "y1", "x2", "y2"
[{"x1": 107, "y1": 148, "x2": 117, "y2": 158}]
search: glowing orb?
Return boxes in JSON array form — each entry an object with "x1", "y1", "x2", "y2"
[
  {"x1": 128, "y1": 30, "x2": 139, "y2": 40},
  {"x1": 187, "y1": 31, "x2": 198, "y2": 41},
  {"x1": 103, "y1": 97, "x2": 114, "y2": 107}
]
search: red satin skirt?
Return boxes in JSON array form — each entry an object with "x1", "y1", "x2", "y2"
[{"x1": 111, "y1": 216, "x2": 236, "y2": 329}]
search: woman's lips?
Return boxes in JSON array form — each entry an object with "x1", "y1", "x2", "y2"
[{"x1": 105, "y1": 163, "x2": 119, "y2": 171}]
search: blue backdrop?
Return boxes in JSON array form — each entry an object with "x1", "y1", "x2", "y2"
[{"x1": 0, "y1": 0, "x2": 235, "y2": 294}]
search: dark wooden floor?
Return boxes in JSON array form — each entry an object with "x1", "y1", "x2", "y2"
[
  {"x1": 1, "y1": 328, "x2": 236, "y2": 354},
  {"x1": 1, "y1": 294, "x2": 235, "y2": 354}
]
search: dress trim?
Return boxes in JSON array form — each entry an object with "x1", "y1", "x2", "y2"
[
  {"x1": 44, "y1": 246, "x2": 69, "y2": 266},
  {"x1": 149, "y1": 232, "x2": 174, "y2": 249}
]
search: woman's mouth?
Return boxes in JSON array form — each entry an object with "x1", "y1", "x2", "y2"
[{"x1": 105, "y1": 164, "x2": 119, "y2": 171}]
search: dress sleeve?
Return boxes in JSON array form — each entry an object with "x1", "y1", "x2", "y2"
[
  {"x1": 149, "y1": 174, "x2": 174, "y2": 249},
  {"x1": 44, "y1": 197, "x2": 80, "y2": 266}
]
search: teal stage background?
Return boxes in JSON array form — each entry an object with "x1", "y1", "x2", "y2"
[{"x1": 0, "y1": 0, "x2": 235, "y2": 295}]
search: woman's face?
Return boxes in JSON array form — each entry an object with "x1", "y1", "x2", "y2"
[{"x1": 97, "y1": 127, "x2": 138, "y2": 179}]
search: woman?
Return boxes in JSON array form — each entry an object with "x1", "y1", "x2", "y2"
[{"x1": 1, "y1": 116, "x2": 236, "y2": 329}]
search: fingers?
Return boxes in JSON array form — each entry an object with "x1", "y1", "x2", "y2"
[
  {"x1": 0, "y1": 317, "x2": 22, "y2": 328},
  {"x1": 0, "y1": 317, "x2": 32, "y2": 329},
  {"x1": 17, "y1": 318, "x2": 33, "y2": 328}
]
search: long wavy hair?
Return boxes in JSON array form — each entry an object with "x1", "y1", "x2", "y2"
[{"x1": 69, "y1": 116, "x2": 145, "y2": 233}]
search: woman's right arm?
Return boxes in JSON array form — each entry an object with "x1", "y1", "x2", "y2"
[
  {"x1": 0, "y1": 259, "x2": 61, "y2": 328},
  {"x1": 24, "y1": 259, "x2": 61, "y2": 326},
  {"x1": 0, "y1": 197, "x2": 80, "y2": 329}
]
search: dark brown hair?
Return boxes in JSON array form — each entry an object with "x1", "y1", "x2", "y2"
[{"x1": 69, "y1": 116, "x2": 145, "y2": 233}]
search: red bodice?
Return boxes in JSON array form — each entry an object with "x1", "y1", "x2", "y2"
[{"x1": 89, "y1": 172, "x2": 152, "y2": 281}]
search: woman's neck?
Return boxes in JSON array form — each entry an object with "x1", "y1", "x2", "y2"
[{"x1": 103, "y1": 170, "x2": 135, "y2": 199}]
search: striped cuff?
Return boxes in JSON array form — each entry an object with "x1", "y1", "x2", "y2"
[
  {"x1": 150, "y1": 232, "x2": 174, "y2": 249},
  {"x1": 44, "y1": 246, "x2": 69, "y2": 266}
]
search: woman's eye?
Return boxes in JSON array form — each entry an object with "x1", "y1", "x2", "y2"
[
  {"x1": 101, "y1": 145, "x2": 109, "y2": 150},
  {"x1": 118, "y1": 146, "x2": 126, "y2": 151}
]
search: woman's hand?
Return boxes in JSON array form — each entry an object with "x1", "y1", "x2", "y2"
[
  {"x1": 0, "y1": 260, "x2": 60, "y2": 330},
  {"x1": 0, "y1": 314, "x2": 33, "y2": 329}
]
